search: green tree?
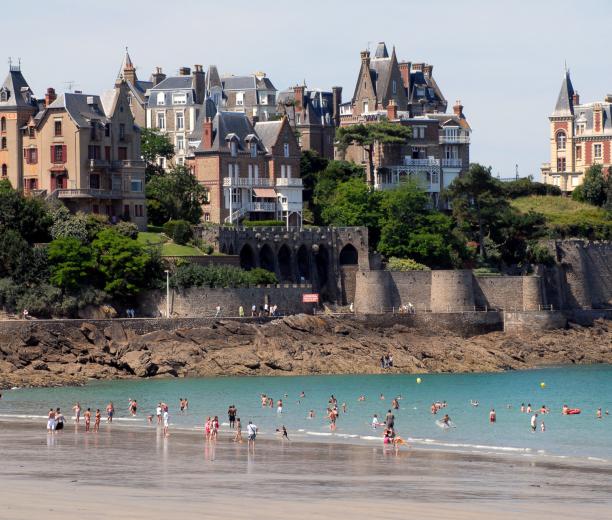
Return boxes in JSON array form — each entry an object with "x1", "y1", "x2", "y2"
[
  {"x1": 146, "y1": 166, "x2": 209, "y2": 225},
  {"x1": 0, "y1": 179, "x2": 52, "y2": 243},
  {"x1": 91, "y1": 229, "x2": 154, "y2": 299},
  {"x1": 300, "y1": 150, "x2": 329, "y2": 205},
  {"x1": 575, "y1": 164, "x2": 607, "y2": 206},
  {"x1": 312, "y1": 160, "x2": 365, "y2": 223},
  {"x1": 447, "y1": 163, "x2": 508, "y2": 259},
  {"x1": 141, "y1": 128, "x2": 175, "y2": 180},
  {"x1": 48, "y1": 238, "x2": 94, "y2": 290},
  {"x1": 336, "y1": 122, "x2": 412, "y2": 184}
]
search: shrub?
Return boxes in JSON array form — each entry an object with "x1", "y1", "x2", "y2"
[
  {"x1": 163, "y1": 220, "x2": 193, "y2": 245},
  {"x1": 242, "y1": 220, "x2": 286, "y2": 228},
  {"x1": 526, "y1": 242, "x2": 555, "y2": 266},
  {"x1": 115, "y1": 221, "x2": 139, "y2": 240},
  {"x1": 386, "y1": 257, "x2": 430, "y2": 271},
  {"x1": 172, "y1": 264, "x2": 277, "y2": 289},
  {"x1": 473, "y1": 267, "x2": 502, "y2": 276},
  {"x1": 248, "y1": 268, "x2": 278, "y2": 285}
]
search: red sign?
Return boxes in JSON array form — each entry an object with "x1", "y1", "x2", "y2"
[{"x1": 302, "y1": 293, "x2": 319, "y2": 303}]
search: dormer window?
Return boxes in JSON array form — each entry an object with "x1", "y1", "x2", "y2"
[
  {"x1": 0, "y1": 88, "x2": 8, "y2": 102},
  {"x1": 250, "y1": 142, "x2": 257, "y2": 158},
  {"x1": 54, "y1": 120, "x2": 62, "y2": 137},
  {"x1": 172, "y1": 93, "x2": 187, "y2": 105},
  {"x1": 156, "y1": 92, "x2": 165, "y2": 105},
  {"x1": 236, "y1": 92, "x2": 244, "y2": 106},
  {"x1": 230, "y1": 140, "x2": 238, "y2": 157},
  {"x1": 28, "y1": 126, "x2": 35, "y2": 138},
  {"x1": 283, "y1": 143, "x2": 290, "y2": 158}
]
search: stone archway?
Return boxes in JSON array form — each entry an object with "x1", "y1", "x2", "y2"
[
  {"x1": 259, "y1": 244, "x2": 275, "y2": 273},
  {"x1": 240, "y1": 244, "x2": 256, "y2": 270},
  {"x1": 339, "y1": 244, "x2": 358, "y2": 265},
  {"x1": 297, "y1": 244, "x2": 310, "y2": 282},
  {"x1": 338, "y1": 244, "x2": 359, "y2": 306},
  {"x1": 315, "y1": 244, "x2": 330, "y2": 300},
  {"x1": 278, "y1": 244, "x2": 292, "y2": 282}
]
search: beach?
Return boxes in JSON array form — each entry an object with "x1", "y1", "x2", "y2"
[{"x1": 1, "y1": 421, "x2": 611, "y2": 519}]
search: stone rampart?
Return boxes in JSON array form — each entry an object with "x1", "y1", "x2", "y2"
[
  {"x1": 503, "y1": 311, "x2": 567, "y2": 333},
  {"x1": 431, "y1": 270, "x2": 474, "y2": 312}
]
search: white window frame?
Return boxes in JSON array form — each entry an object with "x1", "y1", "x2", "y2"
[
  {"x1": 236, "y1": 92, "x2": 244, "y2": 106},
  {"x1": 157, "y1": 112, "x2": 166, "y2": 130},
  {"x1": 176, "y1": 134, "x2": 185, "y2": 151},
  {"x1": 594, "y1": 143, "x2": 602, "y2": 159},
  {"x1": 172, "y1": 93, "x2": 187, "y2": 105},
  {"x1": 156, "y1": 92, "x2": 165, "y2": 105},
  {"x1": 250, "y1": 143, "x2": 257, "y2": 158},
  {"x1": 283, "y1": 143, "x2": 290, "y2": 158},
  {"x1": 556, "y1": 131, "x2": 566, "y2": 150},
  {"x1": 176, "y1": 111, "x2": 184, "y2": 130},
  {"x1": 230, "y1": 140, "x2": 238, "y2": 157}
]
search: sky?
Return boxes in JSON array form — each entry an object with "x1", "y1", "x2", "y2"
[{"x1": 4, "y1": 0, "x2": 612, "y2": 179}]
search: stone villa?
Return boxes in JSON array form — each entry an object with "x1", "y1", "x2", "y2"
[
  {"x1": 338, "y1": 42, "x2": 470, "y2": 205},
  {"x1": 541, "y1": 68, "x2": 612, "y2": 192}
]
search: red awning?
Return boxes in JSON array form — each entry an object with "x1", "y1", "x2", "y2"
[
  {"x1": 49, "y1": 166, "x2": 67, "y2": 173},
  {"x1": 253, "y1": 188, "x2": 276, "y2": 198}
]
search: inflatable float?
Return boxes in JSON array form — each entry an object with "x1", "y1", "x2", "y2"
[{"x1": 566, "y1": 408, "x2": 581, "y2": 415}]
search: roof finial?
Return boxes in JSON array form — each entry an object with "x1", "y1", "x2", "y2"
[{"x1": 7, "y1": 57, "x2": 11, "y2": 68}]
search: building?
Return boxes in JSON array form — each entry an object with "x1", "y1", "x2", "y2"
[
  {"x1": 277, "y1": 84, "x2": 342, "y2": 159},
  {"x1": 337, "y1": 42, "x2": 470, "y2": 202},
  {"x1": 1, "y1": 65, "x2": 147, "y2": 229},
  {"x1": 541, "y1": 69, "x2": 612, "y2": 192},
  {"x1": 146, "y1": 66, "x2": 206, "y2": 166},
  {"x1": 219, "y1": 72, "x2": 278, "y2": 122},
  {"x1": 115, "y1": 49, "x2": 153, "y2": 128},
  {"x1": 189, "y1": 111, "x2": 303, "y2": 226}
]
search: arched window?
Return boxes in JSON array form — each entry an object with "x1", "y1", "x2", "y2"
[
  {"x1": 156, "y1": 92, "x2": 165, "y2": 105},
  {"x1": 0, "y1": 137, "x2": 6, "y2": 150},
  {"x1": 1, "y1": 164, "x2": 7, "y2": 177},
  {"x1": 556, "y1": 131, "x2": 566, "y2": 150},
  {"x1": 0, "y1": 117, "x2": 5, "y2": 132},
  {"x1": 0, "y1": 88, "x2": 8, "y2": 102}
]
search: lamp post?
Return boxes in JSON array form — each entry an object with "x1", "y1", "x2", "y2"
[{"x1": 164, "y1": 270, "x2": 170, "y2": 318}]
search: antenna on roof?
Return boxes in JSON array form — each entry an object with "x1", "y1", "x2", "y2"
[
  {"x1": 64, "y1": 80, "x2": 77, "y2": 92},
  {"x1": 367, "y1": 41, "x2": 372, "y2": 52}
]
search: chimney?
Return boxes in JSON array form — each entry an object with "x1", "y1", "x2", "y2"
[
  {"x1": 453, "y1": 99, "x2": 464, "y2": 117},
  {"x1": 44, "y1": 87, "x2": 57, "y2": 107},
  {"x1": 202, "y1": 117, "x2": 213, "y2": 149},
  {"x1": 192, "y1": 64, "x2": 205, "y2": 104},
  {"x1": 293, "y1": 85, "x2": 305, "y2": 110},
  {"x1": 151, "y1": 67, "x2": 166, "y2": 86},
  {"x1": 386, "y1": 99, "x2": 398, "y2": 120},
  {"x1": 423, "y1": 64, "x2": 433, "y2": 78},
  {"x1": 360, "y1": 50, "x2": 371, "y2": 67},
  {"x1": 179, "y1": 67, "x2": 191, "y2": 76},
  {"x1": 412, "y1": 63, "x2": 424, "y2": 72},
  {"x1": 398, "y1": 62, "x2": 411, "y2": 91},
  {"x1": 332, "y1": 86, "x2": 342, "y2": 126},
  {"x1": 573, "y1": 91, "x2": 581, "y2": 105}
]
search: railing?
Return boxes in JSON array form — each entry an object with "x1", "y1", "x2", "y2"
[
  {"x1": 223, "y1": 177, "x2": 273, "y2": 187},
  {"x1": 403, "y1": 157, "x2": 440, "y2": 167},
  {"x1": 89, "y1": 159, "x2": 109, "y2": 170},
  {"x1": 56, "y1": 188, "x2": 123, "y2": 199},
  {"x1": 224, "y1": 206, "x2": 248, "y2": 224},
  {"x1": 248, "y1": 202, "x2": 276, "y2": 212},
  {"x1": 441, "y1": 158, "x2": 462, "y2": 168},
  {"x1": 111, "y1": 159, "x2": 146, "y2": 169},
  {"x1": 275, "y1": 177, "x2": 303, "y2": 187},
  {"x1": 439, "y1": 133, "x2": 470, "y2": 144}
]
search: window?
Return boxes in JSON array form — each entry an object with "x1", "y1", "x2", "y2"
[
  {"x1": 135, "y1": 204, "x2": 145, "y2": 217},
  {"x1": 204, "y1": 212, "x2": 210, "y2": 222},
  {"x1": 176, "y1": 112, "x2": 184, "y2": 130},
  {"x1": 576, "y1": 145, "x2": 582, "y2": 160},
  {"x1": 281, "y1": 164, "x2": 286, "y2": 178},
  {"x1": 90, "y1": 173, "x2": 100, "y2": 189},
  {"x1": 176, "y1": 135, "x2": 185, "y2": 151},
  {"x1": 24, "y1": 147, "x2": 38, "y2": 164},
  {"x1": 157, "y1": 112, "x2": 165, "y2": 130},
  {"x1": 127, "y1": 94, "x2": 132, "y2": 106},
  {"x1": 594, "y1": 143, "x2": 602, "y2": 159},
  {"x1": 576, "y1": 123, "x2": 585, "y2": 135},
  {"x1": 1, "y1": 164, "x2": 6, "y2": 177},
  {"x1": 53, "y1": 145, "x2": 64, "y2": 163},
  {"x1": 105, "y1": 146, "x2": 111, "y2": 161},
  {"x1": 0, "y1": 137, "x2": 6, "y2": 150},
  {"x1": 118, "y1": 147, "x2": 128, "y2": 160},
  {"x1": 571, "y1": 175, "x2": 581, "y2": 187},
  {"x1": 231, "y1": 188, "x2": 241, "y2": 204},
  {"x1": 0, "y1": 117, "x2": 5, "y2": 132},
  {"x1": 104, "y1": 123, "x2": 110, "y2": 137},
  {"x1": 131, "y1": 179, "x2": 143, "y2": 192},
  {"x1": 363, "y1": 100, "x2": 369, "y2": 113},
  {"x1": 90, "y1": 122, "x2": 97, "y2": 140},
  {"x1": 236, "y1": 92, "x2": 244, "y2": 106},
  {"x1": 556, "y1": 131, "x2": 566, "y2": 150},
  {"x1": 54, "y1": 120, "x2": 62, "y2": 136},
  {"x1": 172, "y1": 93, "x2": 187, "y2": 105},
  {"x1": 296, "y1": 114, "x2": 301, "y2": 125},
  {"x1": 392, "y1": 80, "x2": 397, "y2": 94},
  {"x1": 414, "y1": 126, "x2": 425, "y2": 139},
  {"x1": 552, "y1": 175, "x2": 560, "y2": 187},
  {"x1": 230, "y1": 140, "x2": 237, "y2": 157},
  {"x1": 88, "y1": 145, "x2": 101, "y2": 160},
  {"x1": 0, "y1": 88, "x2": 8, "y2": 102},
  {"x1": 556, "y1": 157, "x2": 566, "y2": 172},
  {"x1": 250, "y1": 143, "x2": 257, "y2": 157},
  {"x1": 119, "y1": 123, "x2": 125, "y2": 140},
  {"x1": 92, "y1": 204, "x2": 99, "y2": 214},
  {"x1": 283, "y1": 143, "x2": 290, "y2": 157},
  {"x1": 156, "y1": 92, "x2": 165, "y2": 105},
  {"x1": 287, "y1": 164, "x2": 292, "y2": 178}
]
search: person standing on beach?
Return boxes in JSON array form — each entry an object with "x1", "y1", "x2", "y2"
[
  {"x1": 277, "y1": 399, "x2": 283, "y2": 414},
  {"x1": 530, "y1": 413, "x2": 538, "y2": 432},
  {"x1": 55, "y1": 408, "x2": 64, "y2": 431},
  {"x1": 156, "y1": 403, "x2": 162, "y2": 424},
  {"x1": 106, "y1": 402, "x2": 114, "y2": 423},
  {"x1": 234, "y1": 418, "x2": 243, "y2": 443},
  {"x1": 163, "y1": 409, "x2": 169, "y2": 437},
  {"x1": 84, "y1": 408, "x2": 91, "y2": 433},
  {"x1": 385, "y1": 410, "x2": 395, "y2": 429},
  {"x1": 281, "y1": 425, "x2": 289, "y2": 441},
  {"x1": 47, "y1": 409, "x2": 56, "y2": 433},
  {"x1": 228, "y1": 405, "x2": 237, "y2": 429},
  {"x1": 94, "y1": 409, "x2": 101, "y2": 433},
  {"x1": 247, "y1": 421, "x2": 257, "y2": 450},
  {"x1": 73, "y1": 403, "x2": 81, "y2": 424}
]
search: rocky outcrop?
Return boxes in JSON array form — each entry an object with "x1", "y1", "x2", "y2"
[{"x1": 0, "y1": 315, "x2": 611, "y2": 389}]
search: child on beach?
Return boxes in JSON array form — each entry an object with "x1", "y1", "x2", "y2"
[
  {"x1": 84, "y1": 408, "x2": 91, "y2": 432},
  {"x1": 234, "y1": 418, "x2": 243, "y2": 443}
]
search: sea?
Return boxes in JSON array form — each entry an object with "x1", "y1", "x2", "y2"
[{"x1": 1, "y1": 365, "x2": 611, "y2": 463}]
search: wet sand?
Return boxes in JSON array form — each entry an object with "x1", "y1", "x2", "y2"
[{"x1": 1, "y1": 421, "x2": 611, "y2": 519}]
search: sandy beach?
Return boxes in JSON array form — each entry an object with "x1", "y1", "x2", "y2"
[{"x1": 1, "y1": 420, "x2": 611, "y2": 519}]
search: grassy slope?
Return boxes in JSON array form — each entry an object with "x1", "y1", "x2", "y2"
[
  {"x1": 511, "y1": 196, "x2": 609, "y2": 227},
  {"x1": 137, "y1": 231, "x2": 204, "y2": 257}
]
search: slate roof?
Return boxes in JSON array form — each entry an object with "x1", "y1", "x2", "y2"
[
  {"x1": 221, "y1": 75, "x2": 256, "y2": 90},
  {"x1": 152, "y1": 76, "x2": 193, "y2": 90},
  {"x1": 277, "y1": 88, "x2": 334, "y2": 126},
  {"x1": 207, "y1": 65, "x2": 222, "y2": 89},
  {"x1": 369, "y1": 58, "x2": 392, "y2": 103},
  {"x1": 553, "y1": 70, "x2": 575, "y2": 117},
  {"x1": 253, "y1": 120, "x2": 282, "y2": 152},
  {"x1": 374, "y1": 42, "x2": 389, "y2": 59},
  {"x1": 189, "y1": 98, "x2": 218, "y2": 141},
  {"x1": 46, "y1": 93, "x2": 110, "y2": 127},
  {"x1": 195, "y1": 111, "x2": 265, "y2": 153},
  {"x1": 0, "y1": 68, "x2": 37, "y2": 110},
  {"x1": 573, "y1": 103, "x2": 612, "y2": 132}
]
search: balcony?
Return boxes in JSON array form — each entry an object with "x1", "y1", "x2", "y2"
[
  {"x1": 89, "y1": 159, "x2": 109, "y2": 170},
  {"x1": 275, "y1": 177, "x2": 303, "y2": 187},
  {"x1": 223, "y1": 177, "x2": 273, "y2": 187},
  {"x1": 56, "y1": 188, "x2": 123, "y2": 200},
  {"x1": 439, "y1": 132, "x2": 470, "y2": 144},
  {"x1": 403, "y1": 157, "x2": 440, "y2": 167},
  {"x1": 375, "y1": 164, "x2": 441, "y2": 193},
  {"x1": 111, "y1": 159, "x2": 146, "y2": 170},
  {"x1": 441, "y1": 158, "x2": 463, "y2": 168},
  {"x1": 248, "y1": 201, "x2": 276, "y2": 212}
]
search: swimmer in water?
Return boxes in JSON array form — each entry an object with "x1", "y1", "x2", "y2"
[
  {"x1": 380, "y1": 393, "x2": 385, "y2": 400},
  {"x1": 489, "y1": 408, "x2": 496, "y2": 423},
  {"x1": 372, "y1": 414, "x2": 380, "y2": 429},
  {"x1": 441, "y1": 414, "x2": 451, "y2": 426},
  {"x1": 527, "y1": 403, "x2": 532, "y2": 414},
  {"x1": 300, "y1": 391, "x2": 305, "y2": 398},
  {"x1": 277, "y1": 399, "x2": 283, "y2": 414},
  {"x1": 391, "y1": 398, "x2": 399, "y2": 410},
  {"x1": 471, "y1": 400, "x2": 479, "y2": 407},
  {"x1": 520, "y1": 403, "x2": 525, "y2": 413},
  {"x1": 342, "y1": 402, "x2": 347, "y2": 413},
  {"x1": 308, "y1": 409, "x2": 315, "y2": 419},
  {"x1": 597, "y1": 408, "x2": 602, "y2": 419},
  {"x1": 358, "y1": 395, "x2": 366, "y2": 402},
  {"x1": 541, "y1": 421, "x2": 546, "y2": 432}
]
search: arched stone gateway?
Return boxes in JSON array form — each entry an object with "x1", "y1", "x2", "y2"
[
  {"x1": 259, "y1": 244, "x2": 275, "y2": 273},
  {"x1": 339, "y1": 244, "x2": 358, "y2": 265},
  {"x1": 239, "y1": 244, "x2": 256, "y2": 270},
  {"x1": 228, "y1": 244, "x2": 235, "y2": 255},
  {"x1": 278, "y1": 244, "x2": 293, "y2": 281},
  {"x1": 315, "y1": 244, "x2": 330, "y2": 300},
  {"x1": 297, "y1": 244, "x2": 310, "y2": 282}
]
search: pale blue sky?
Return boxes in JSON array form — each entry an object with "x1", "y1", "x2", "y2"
[{"x1": 4, "y1": 0, "x2": 612, "y2": 178}]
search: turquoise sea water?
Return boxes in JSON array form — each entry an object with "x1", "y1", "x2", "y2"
[{"x1": 1, "y1": 365, "x2": 611, "y2": 461}]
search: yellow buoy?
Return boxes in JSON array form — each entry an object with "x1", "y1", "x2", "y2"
[
  {"x1": 540, "y1": 382, "x2": 546, "y2": 389},
  {"x1": 416, "y1": 377, "x2": 422, "y2": 384}
]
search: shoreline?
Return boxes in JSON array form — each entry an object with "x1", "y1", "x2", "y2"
[{"x1": 1, "y1": 420, "x2": 611, "y2": 519}]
